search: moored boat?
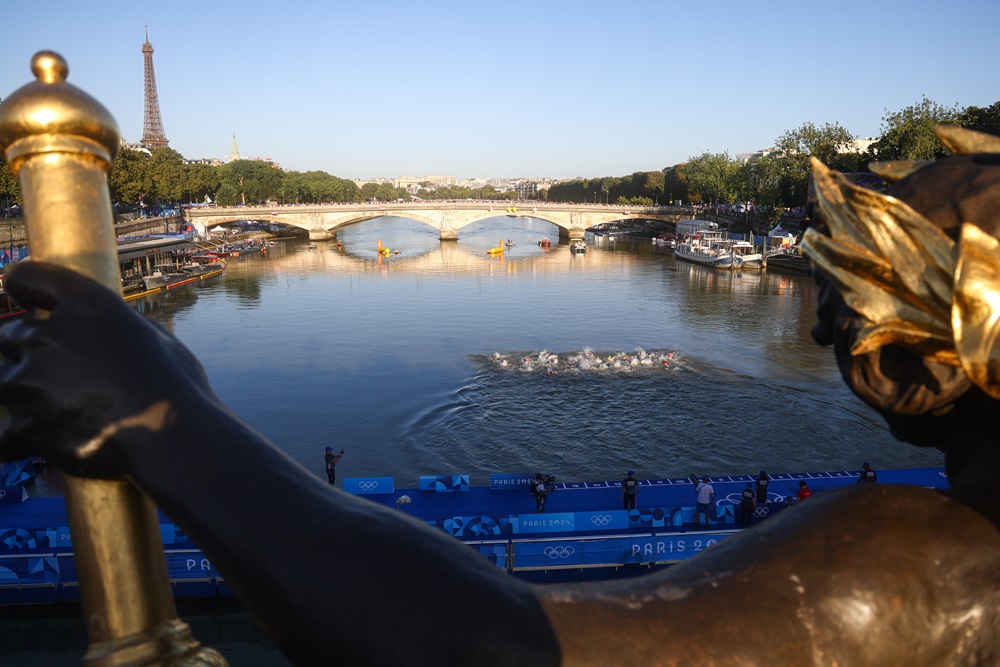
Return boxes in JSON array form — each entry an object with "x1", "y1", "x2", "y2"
[
  {"x1": 730, "y1": 240, "x2": 763, "y2": 269},
  {"x1": 673, "y1": 230, "x2": 743, "y2": 269},
  {"x1": 128, "y1": 258, "x2": 226, "y2": 298},
  {"x1": 141, "y1": 265, "x2": 190, "y2": 290},
  {"x1": 765, "y1": 247, "x2": 812, "y2": 275},
  {"x1": 653, "y1": 234, "x2": 676, "y2": 249}
]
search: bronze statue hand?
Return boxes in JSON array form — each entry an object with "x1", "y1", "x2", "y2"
[{"x1": 0, "y1": 261, "x2": 216, "y2": 478}]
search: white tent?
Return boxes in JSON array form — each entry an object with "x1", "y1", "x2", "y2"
[{"x1": 767, "y1": 225, "x2": 796, "y2": 246}]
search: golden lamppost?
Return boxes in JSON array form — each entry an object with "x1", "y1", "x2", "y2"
[{"x1": 0, "y1": 52, "x2": 225, "y2": 666}]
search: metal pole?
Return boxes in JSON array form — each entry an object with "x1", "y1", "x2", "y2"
[{"x1": 0, "y1": 52, "x2": 224, "y2": 667}]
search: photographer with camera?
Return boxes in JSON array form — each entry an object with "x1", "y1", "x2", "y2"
[{"x1": 531, "y1": 473, "x2": 556, "y2": 513}]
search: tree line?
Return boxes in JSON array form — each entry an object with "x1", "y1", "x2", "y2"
[
  {"x1": 546, "y1": 98, "x2": 1000, "y2": 229},
  {"x1": 1, "y1": 97, "x2": 997, "y2": 220}
]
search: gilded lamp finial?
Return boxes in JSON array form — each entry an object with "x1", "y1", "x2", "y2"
[
  {"x1": 31, "y1": 50, "x2": 69, "y2": 84},
  {"x1": 0, "y1": 50, "x2": 120, "y2": 173}
]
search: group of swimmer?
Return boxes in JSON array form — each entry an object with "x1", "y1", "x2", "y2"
[{"x1": 491, "y1": 348, "x2": 679, "y2": 373}]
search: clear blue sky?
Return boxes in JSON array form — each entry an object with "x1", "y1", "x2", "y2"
[{"x1": 3, "y1": 0, "x2": 997, "y2": 180}]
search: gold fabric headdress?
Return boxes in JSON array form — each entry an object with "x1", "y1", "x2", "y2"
[{"x1": 801, "y1": 126, "x2": 1000, "y2": 398}]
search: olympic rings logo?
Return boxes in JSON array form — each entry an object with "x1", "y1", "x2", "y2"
[
  {"x1": 590, "y1": 514, "x2": 613, "y2": 526},
  {"x1": 543, "y1": 546, "x2": 576, "y2": 559},
  {"x1": 753, "y1": 507, "x2": 769, "y2": 518},
  {"x1": 359, "y1": 481, "x2": 379, "y2": 491}
]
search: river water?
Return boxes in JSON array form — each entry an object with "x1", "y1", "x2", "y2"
[{"x1": 128, "y1": 216, "x2": 939, "y2": 484}]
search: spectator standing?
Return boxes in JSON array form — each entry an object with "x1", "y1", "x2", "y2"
[
  {"x1": 857, "y1": 463, "x2": 878, "y2": 485},
  {"x1": 621, "y1": 470, "x2": 640, "y2": 510},
  {"x1": 693, "y1": 477, "x2": 715, "y2": 528},
  {"x1": 324, "y1": 447, "x2": 344, "y2": 485},
  {"x1": 739, "y1": 483, "x2": 757, "y2": 529},
  {"x1": 754, "y1": 470, "x2": 770, "y2": 504},
  {"x1": 797, "y1": 480, "x2": 813, "y2": 501}
]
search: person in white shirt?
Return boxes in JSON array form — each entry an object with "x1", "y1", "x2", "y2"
[{"x1": 693, "y1": 477, "x2": 715, "y2": 528}]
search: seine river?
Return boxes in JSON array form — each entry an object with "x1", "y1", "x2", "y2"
[{"x1": 132, "y1": 215, "x2": 940, "y2": 483}]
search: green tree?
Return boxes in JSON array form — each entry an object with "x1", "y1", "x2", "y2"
[
  {"x1": 109, "y1": 147, "x2": 152, "y2": 205},
  {"x1": 662, "y1": 164, "x2": 688, "y2": 205},
  {"x1": 220, "y1": 160, "x2": 282, "y2": 205},
  {"x1": 683, "y1": 152, "x2": 740, "y2": 205},
  {"x1": 958, "y1": 101, "x2": 1000, "y2": 137},
  {"x1": 772, "y1": 121, "x2": 861, "y2": 207},
  {"x1": 0, "y1": 157, "x2": 20, "y2": 208},
  {"x1": 149, "y1": 147, "x2": 187, "y2": 202},
  {"x1": 214, "y1": 183, "x2": 240, "y2": 207},
  {"x1": 184, "y1": 164, "x2": 221, "y2": 204},
  {"x1": 374, "y1": 183, "x2": 400, "y2": 201},
  {"x1": 738, "y1": 155, "x2": 782, "y2": 209},
  {"x1": 872, "y1": 96, "x2": 958, "y2": 161},
  {"x1": 775, "y1": 122, "x2": 856, "y2": 167}
]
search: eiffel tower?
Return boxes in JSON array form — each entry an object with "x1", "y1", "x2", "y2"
[{"x1": 141, "y1": 27, "x2": 169, "y2": 150}]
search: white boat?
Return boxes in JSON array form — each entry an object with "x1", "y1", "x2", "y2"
[
  {"x1": 730, "y1": 240, "x2": 763, "y2": 269},
  {"x1": 673, "y1": 230, "x2": 743, "y2": 269},
  {"x1": 570, "y1": 240, "x2": 587, "y2": 253}
]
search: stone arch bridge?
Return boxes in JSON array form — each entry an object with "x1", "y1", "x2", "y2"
[{"x1": 183, "y1": 202, "x2": 696, "y2": 241}]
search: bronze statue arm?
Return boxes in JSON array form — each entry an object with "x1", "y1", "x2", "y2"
[
  {"x1": 0, "y1": 261, "x2": 560, "y2": 666},
  {"x1": 538, "y1": 486, "x2": 1000, "y2": 666}
]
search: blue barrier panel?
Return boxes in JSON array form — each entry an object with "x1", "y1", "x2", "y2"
[
  {"x1": 516, "y1": 513, "x2": 575, "y2": 534},
  {"x1": 55, "y1": 553, "x2": 80, "y2": 601},
  {"x1": 473, "y1": 544, "x2": 509, "y2": 569},
  {"x1": 577, "y1": 510, "x2": 629, "y2": 532},
  {"x1": 440, "y1": 515, "x2": 515, "y2": 537},
  {"x1": 164, "y1": 550, "x2": 220, "y2": 581},
  {"x1": 0, "y1": 525, "x2": 73, "y2": 553},
  {"x1": 419, "y1": 475, "x2": 468, "y2": 493},
  {"x1": 626, "y1": 507, "x2": 675, "y2": 530},
  {"x1": 623, "y1": 533, "x2": 736, "y2": 564},
  {"x1": 489, "y1": 474, "x2": 534, "y2": 491},
  {"x1": 0, "y1": 527, "x2": 40, "y2": 551},
  {"x1": 344, "y1": 477, "x2": 395, "y2": 495},
  {"x1": 0, "y1": 553, "x2": 60, "y2": 586},
  {"x1": 0, "y1": 486, "x2": 27, "y2": 504},
  {"x1": 514, "y1": 540, "x2": 585, "y2": 569},
  {"x1": 512, "y1": 532, "x2": 739, "y2": 570}
]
